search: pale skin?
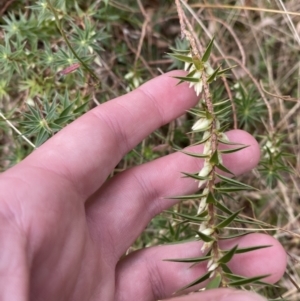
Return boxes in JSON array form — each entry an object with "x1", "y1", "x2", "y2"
[{"x1": 0, "y1": 71, "x2": 286, "y2": 301}]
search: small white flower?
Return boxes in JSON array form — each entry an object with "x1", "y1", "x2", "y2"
[
  {"x1": 184, "y1": 53, "x2": 193, "y2": 71},
  {"x1": 201, "y1": 228, "x2": 214, "y2": 236},
  {"x1": 198, "y1": 160, "x2": 213, "y2": 178},
  {"x1": 204, "y1": 62, "x2": 214, "y2": 76},
  {"x1": 219, "y1": 132, "x2": 230, "y2": 142},
  {"x1": 192, "y1": 118, "x2": 212, "y2": 131},
  {"x1": 208, "y1": 262, "x2": 219, "y2": 272},
  {"x1": 203, "y1": 139, "x2": 212, "y2": 156},
  {"x1": 201, "y1": 241, "x2": 213, "y2": 252}
]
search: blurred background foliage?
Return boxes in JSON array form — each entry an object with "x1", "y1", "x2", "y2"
[{"x1": 0, "y1": 0, "x2": 299, "y2": 299}]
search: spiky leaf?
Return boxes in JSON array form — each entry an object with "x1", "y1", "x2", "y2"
[
  {"x1": 234, "y1": 245, "x2": 272, "y2": 254},
  {"x1": 215, "y1": 163, "x2": 234, "y2": 175},
  {"x1": 165, "y1": 211, "x2": 208, "y2": 222},
  {"x1": 164, "y1": 255, "x2": 211, "y2": 263},
  {"x1": 168, "y1": 53, "x2": 193, "y2": 63},
  {"x1": 210, "y1": 150, "x2": 219, "y2": 165},
  {"x1": 176, "y1": 271, "x2": 211, "y2": 292},
  {"x1": 206, "y1": 273, "x2": 222, "y2": 289},
  {"x1": 228, "y1": 274, "x2": 270, "y2": 286},
  {"x1": 215, "y1": 208, "x2": 244, "y2": 229},
  {"x1": 207, "y1": 66, "x2": 221, "y2": 83},
  {"x1": 176, "y1": 149, "x2": 210, "y2": 159},
  {"x1": 165, "y1": 192, "x2": 208, "y2": 200},
  {"x1": 201, "y1": 36, "x2": 215, "y2": 62},
  {"x1": 196, "y1": 231, "x2": 215, "y2": 242},
  {"x1": 219, "y1": 145, "x2": 249, "y2": 154},
  {"x1": 206, "y1": 191, "x2": 217, "y2": 204},
  {"x1": 218, "y1": 245, "x2": 238, "y2": 264},
  {"x1": 216, "y1": 174, "x2": 257, "y2": 190},
  {"x1": 182, "y1": 172, "x2": 211, "y2": 181}
]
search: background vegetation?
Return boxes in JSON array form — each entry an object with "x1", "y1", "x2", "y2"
[{"x1": 0, "y1": 0, "x2": 299, "y2": 299}]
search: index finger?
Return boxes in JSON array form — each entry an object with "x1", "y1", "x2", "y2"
[{"x1": 9, "y1": 71, "x2": 198, "y2": 198}]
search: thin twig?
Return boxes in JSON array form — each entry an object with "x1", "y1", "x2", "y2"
[
  {"x1": 0, "y1": 111, "x2": 36, "y2": 149},
  {"x1": 135, "y1": 0, "x2": 151, "y2": 68}
]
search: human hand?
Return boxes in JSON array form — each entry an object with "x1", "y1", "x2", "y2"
[{"x1": 0, "y1": 71, "x2": 286, "y2": 301}]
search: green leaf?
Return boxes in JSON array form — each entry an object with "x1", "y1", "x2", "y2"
[
  {"x1": 206, "y1": 273, "x2": 222, "y2": 289},
  {"x1": 207, "y1": 66, "x2": 221, "y2": 83},
  {"x1": 215, "y1": 201, "x2": 233, "y2": 215},
  {"x1": 201, "y1": 36, "x2": 215, "y2": 62},
  {"x1": 217, "y1": 138, "x2": 243, "y2": 146},
  {"x1": 206, "y1": 191, "x2": 216, "y2": 204},
  {"x1": 182, "y1": 172, "x2": 211, "y2": 181},
  {"x1": 219, "y1": 145, "x2": 249, "y2": 154},
  {"x1": 168, "y1": 53, "x2": 193, "y2": 63},
  {"x1": 165, "y1": 192, "x2": 208, "y2": 200},
  {"x1": 74, "y1": 101, "x2": 89, "y2": 114},
  {"x1": 209, "y1": 150, "x2": 219, "y2": 165},
  {"x1": 215, "y1": 163, "x2": 234, "y2": 175},
  {"x1": 218, "y1": 245, "x2": 238, "y2": 264},
  {"x1": 173, "y1": 76, "x2": 199, "y2": 84},
  {"x1": 228, "y1": 274, "x2": 270, "y2": 286},
  {"x1": 234, "y1": 245, "x2": 272, "y2": 254},
  {"x1": 164, "y1": 255, "x2": 211, "y2": 263},
  {"x1": 175, "y1": 149, "x2": 210, "y2": 159},
  {"x1": 165, "y1": 211, "x2": 208, "y2": 222},
  {"x1": 191, "y1": 134, "x2": 211, "y2": 146},
  {"x1": 215, "y1": 208, "x2": 243, "y2": 229},
  {"x1": 216, "y1": 174, "x2": 257, "y2": 190},
  {"x1": 217, "y1": 65, "x2": 237, "y2": 76},
  {"x1": 214, "y1": 99, "x2": 230, "y2": 106},
  {"x1": 176, "y1": 271, "x2": 211, "y2": 292},
  {"x1": 196, "y1": 231, "x2": 215, "y2": 242},
  {"x1": 215, "y1": 186, "x2": 251, "y2": 193}
]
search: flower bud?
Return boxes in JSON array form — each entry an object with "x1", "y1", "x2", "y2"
[{"x1": 192, "y1": 118, "x2": 212, "y2": 131}]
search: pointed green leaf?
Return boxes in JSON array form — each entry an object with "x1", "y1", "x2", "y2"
[
  {"x1": 215, "y1": 105, "x2": 231, "y2": 116},
  {"x1": 219, "y1": 145, "x2": 249, "y2": 154},
  {"x1": 218, "y1": 245, "x2": 238, "y2": 264},
  {"x1": 176, "y1": 271, "x2": 212, "y2": 292},
  {"x1": 215, "y1": 186, "x2": 251, "y2": 193},
  {"x1": 234, "y1": 245, "x2": 272, "y2": 254},
  {"x1": 214, "y1": 99, "x2": 230, "y2": 106},
  {"x1": 215, "y1": 201, "x2": 233, "y2": 215},
  {"x1": 165, "y1": 211, "x2": 208, "y2": 222},
  {"x1": 165, "y1": 192, "x2": 208, "y2": 200},
  {"x1": 173, "y1": 76, "x2": 199, "y2": 83},
  {"x1": 196, "y1": 231, "x2": 215, "y2": 242},
  {"x1": 220, "y1": 264, "x2": 232, "y2": 274},
  {"x1": 175, "y1": 149, "x2": 210, "y2": 159},
  {"x1": 202, "y1": 36, "x2": 215, "y2": 62},
  {"x1": 218, "y1": 138, "x2": 243, "y2": 146},
  {"x1": 191, "y1": 134, "x2": 211, "y2": 146},
  {"x1": 168, "y1": 47, "x2": 190, "y2": 54},
  {"x1": 228, "y1": 274, "x2": 270, "y2": 286},
  {"x1": 217, "y1": 65, "x2": 237, "y2": 76},
  {"x1": 168, "y1": 53, "x2": 193, "y2": 63},
  {"x1": 182, "y1": 172, "x2": 211, "y2": 181},
  {"x1": 206, "y1": 273, "x2": 222, "y2": 289},
  {"x1": 207, "y1": 66, "x2": 221, "y2": 83},
  {"x1": 215, "y1": 163, "x2": 234, "y2": 175},
  {"x1": 209, "y1": 150, "x2": 219, "y2": 165},
  {"x1": 216, "y1": 174, "x2": 257, "y2": 190},
  {"x1": 164, "y1": 255, "x2": 211, "y2": 263},
  {"x1": 215, "y1": 208, "x2": 244, "y2": 229},
  {"x1": 206, "y1": 191, "x2": 216, "y2": 204}
]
